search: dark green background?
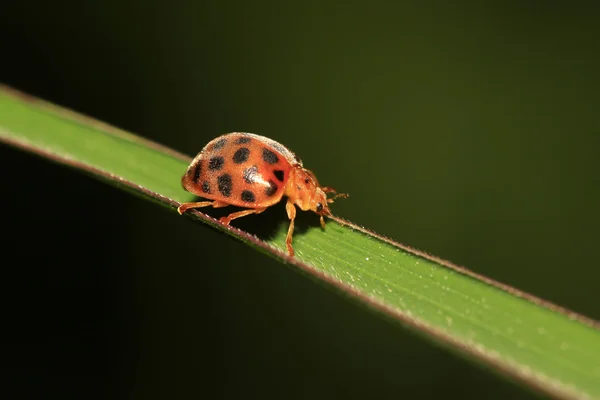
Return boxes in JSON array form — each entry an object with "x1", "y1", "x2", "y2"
[{"x1": 2, "y1": 1, "x2": 599, "y2": 399}]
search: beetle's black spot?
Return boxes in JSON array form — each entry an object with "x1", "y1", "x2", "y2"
[
  {"x1": 243, "y1": 165, "x2": 259, "y2": 184},
  {"x1": 208, "y1": 156, "x2": 224, "y2": 171},
  {"x1": 274, "y1": 170, "x2": 285, "y2": 182},
  {"x1": 212, "y1": 138, "x2": 227, "y2": 150},
  {"x1": 265, "y1": 180, "x2": 278, "y2": 196},
  {"x1": 262, "y1": 148, "x2": 279, "y2": 164},
  {"x1": 233, "y1": 147, "x2": 250, "y2": 164},
  {"x1": 217, "y1": 174, "x2": 232, "y2": 197},
  {"x1": 192, "y1": 161, "x2": 202, "y2": 183},
  {"x1": 235, "y1": 136, "x2": 252, "y2": 144},
  {"x1": 304, "y1": 178, "x2": 310, "y2": 184},
  {"x1": 241, "y1": 190, "x2": 256, "y2": 203},
  {"x1": 202, "y1": 181, "x2": 211, "y2": 194}
]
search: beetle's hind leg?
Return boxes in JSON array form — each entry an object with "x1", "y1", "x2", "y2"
[
  {"x1": 219, "y1": 207, "x2": 266, "y2": 225},
  {"x1": 177, "y1": 200, "x2": 230, "y2": 215}
]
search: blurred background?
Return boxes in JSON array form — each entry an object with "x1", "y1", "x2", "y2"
[{"x1": 2, "y1": 1, "x2": 599, "y2": 399}]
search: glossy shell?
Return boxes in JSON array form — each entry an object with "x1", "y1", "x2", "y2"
[{"x1": 181, "y1": 132, "x2": 302, "y2": 208}]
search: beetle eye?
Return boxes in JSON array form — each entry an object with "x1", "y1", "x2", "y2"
[{"x1": 316, "y1": 202, "x2": 323, "y2": 212}]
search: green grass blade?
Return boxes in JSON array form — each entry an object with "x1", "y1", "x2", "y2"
[{"x1": 1, "y1": 84, "x2": 599, "y2": 399}]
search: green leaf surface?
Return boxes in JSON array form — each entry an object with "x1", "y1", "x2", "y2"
[{"x1": 1, "y1": 84, "x2": 599, "y2": 400}]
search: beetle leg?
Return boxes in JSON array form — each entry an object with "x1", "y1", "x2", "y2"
[
  {"x1": 285, "y1": 201, "x2": 297, "y2": 256},
  {"x1": 322, "y1": 187, "x2": 350, "y2": 202},
  {"x1": 177, "y1": 200, "x2": 229, "y2": 214},
  {"x1": 326, "y1": 192, "x2": 349, "y2": 203},
  {"x1": 219, "y1": 208, "x2": 266, "y2": 225},
  {"x1": 320, "y1": 186, "x2": 337, "y2": 194},
  {"x1": 320, "y1": 215, "x2": 327, "y2": 230}
]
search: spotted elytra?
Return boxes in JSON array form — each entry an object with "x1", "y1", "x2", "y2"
[{"x1": 177, "y1": 132, "x2": 348, "y2": 256}]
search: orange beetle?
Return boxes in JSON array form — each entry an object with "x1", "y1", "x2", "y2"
[{"x1": 178, "y1": 132, "x2": 348, "y2": 256}]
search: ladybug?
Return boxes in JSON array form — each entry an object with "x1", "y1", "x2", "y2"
[{"x1": 177, "y1": 132, "x2": 348, "y2": 256}]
